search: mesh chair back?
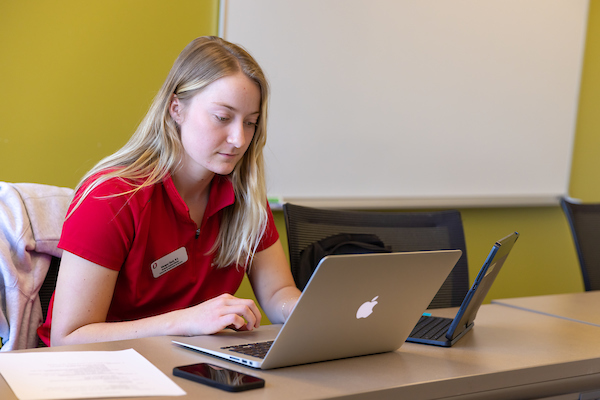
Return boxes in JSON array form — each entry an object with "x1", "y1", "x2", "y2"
[
  {"x1": 37, "y1": 256, "x2": 60, "y2": 347},
  {"x1": 560, "y1": 197, "x2": 600, "y2": 291},
  {"x1": 283, "y1": 203, "x2": 469, "y2": 309}
]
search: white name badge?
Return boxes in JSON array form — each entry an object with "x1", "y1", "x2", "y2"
[{"x1": 151, "y1": 247, "x2": 188, "y2": 278}]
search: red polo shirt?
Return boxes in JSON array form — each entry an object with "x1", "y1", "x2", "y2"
[{"x1": 38, "y1": 173, "x2": 278, "y2": 345}]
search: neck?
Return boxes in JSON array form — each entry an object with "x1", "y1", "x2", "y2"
[{"x1": 171, "y1": 169, "x2": 214, "y2": 204}]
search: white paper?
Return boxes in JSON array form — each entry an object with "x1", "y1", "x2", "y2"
[{"x1": 0, "y1": 348, "x2": 186, "y2": 400}]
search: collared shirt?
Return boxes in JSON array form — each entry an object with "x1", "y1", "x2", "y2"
[{"x1": 38, "y1": 173, "x2": 278, "y2": 345}]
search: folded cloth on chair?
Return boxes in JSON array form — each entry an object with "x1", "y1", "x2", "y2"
[{"x1": 0, "y1": 182, "x2": 73, "y2": 350}]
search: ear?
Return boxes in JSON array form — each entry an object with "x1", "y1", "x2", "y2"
[{"x1": 169, "y1": 94, "x2": 183, "y2": 124}]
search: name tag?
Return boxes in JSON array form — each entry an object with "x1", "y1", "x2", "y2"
[{"x1": 151, "y1": 247, "x2": 188, "y2": 278}]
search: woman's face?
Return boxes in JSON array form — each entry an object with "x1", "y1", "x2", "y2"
[{"x1": 170, "y1": 71, "x2": 261, "y2": 179}]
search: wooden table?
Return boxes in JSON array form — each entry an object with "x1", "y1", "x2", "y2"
[
  {"x1": 1, "y1": 303, "x2": 600, "y2": 400},
  {"x1": 492, "y1": 290, "x2": 600, "y2": 327}
]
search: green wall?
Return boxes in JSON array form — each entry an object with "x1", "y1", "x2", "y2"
[
  {"x1": 1, "y1": 1, "x2": 599, "y2": 323},
  {"x1": 0, "y1": 1, "x2": 219, "y2": 187}
]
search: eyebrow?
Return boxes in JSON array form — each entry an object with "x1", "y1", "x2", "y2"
[{"x1": 213, "y1": 102, "x2": 260, "y2": 116}]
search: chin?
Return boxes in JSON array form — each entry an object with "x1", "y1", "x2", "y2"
[
  {"x1": 210, "y1": 165, "x2": 236, "y2": 176},
  {"x1": 206, "y1": 157, "x2": 243, "y2": 176}
]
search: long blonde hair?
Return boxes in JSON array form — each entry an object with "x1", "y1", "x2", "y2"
[{"x1": 72, "y1": 36, "x2": 270, "y2": 268}]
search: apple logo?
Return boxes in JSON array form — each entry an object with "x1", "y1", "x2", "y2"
[{"x1": 356, "y1": 296, "x2": 379, "y2": 319}]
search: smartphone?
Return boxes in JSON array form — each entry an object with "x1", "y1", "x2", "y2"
[{"x1": 173, "y1": 362, "x2": 265, "y2": 392}]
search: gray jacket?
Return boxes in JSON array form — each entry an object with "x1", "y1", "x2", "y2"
[{"x1": 0, "y1": 182, "x2": 73, "y2": 350}]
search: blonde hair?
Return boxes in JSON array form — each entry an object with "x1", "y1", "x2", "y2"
[{"x1": 72, "y1": 36, "x2": 270, "y2": 269}]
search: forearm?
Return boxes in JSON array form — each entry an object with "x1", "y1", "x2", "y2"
[
  {"x1": 51, "y1": 293, "x2": 261, "y2": 346},
  {"x1": 51, "y1": 308, "x2": 187, "y2": 346},
  {"x1": 261, "y1": 285, "x2": 301, "y2": 324},
  {"x1": 247, "y1": 239, "x2": 302, "y2": 324}
]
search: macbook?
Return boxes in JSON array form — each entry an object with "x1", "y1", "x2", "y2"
[
  {"x1": 407, "y1": 232, "x2": 519, "y2": 347},
  {"x1": 173, "y1": 249, "x2": 462, "y2": 369}
]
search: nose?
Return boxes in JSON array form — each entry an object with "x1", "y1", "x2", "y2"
[{"x1": 227, "y1": 121, "x2": 247, "y2": 148}]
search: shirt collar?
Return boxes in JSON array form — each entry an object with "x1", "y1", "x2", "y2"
[
  {"x1": 163, "y1": 174, "x2": 235, "y2": 220},
  {"x1": 205, "y1": 175, "x2": 235, "y2": 219}
]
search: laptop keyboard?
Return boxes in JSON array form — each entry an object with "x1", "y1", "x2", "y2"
[
  {"x1": 409, "y1": 316, "x2": 453, "y2": 340},
  {"x1": 221, "y1": 340, "x2": 274, "y2": 359}
]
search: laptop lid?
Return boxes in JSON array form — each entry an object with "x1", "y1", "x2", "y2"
[
  {"x1": 173, "y1": 249, "x2": 461, "y2": 369},
  {"x1": 446, "y1": 231, "x2": 520, "y2": 342}
]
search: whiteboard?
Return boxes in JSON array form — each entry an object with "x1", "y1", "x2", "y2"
[{"x1": 220, "y1": 0, "x2": 589, "y2": 208}]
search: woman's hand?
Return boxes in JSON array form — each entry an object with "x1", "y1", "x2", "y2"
[{"x1": 176, "y1": 293, "x2": 262, "y2": 336}]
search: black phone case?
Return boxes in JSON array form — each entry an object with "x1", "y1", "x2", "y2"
[{"x1": 173, "y1": 365, "x2": 265, "y2": 392}]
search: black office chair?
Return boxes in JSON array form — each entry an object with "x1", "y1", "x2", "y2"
[
  {"x1": 560, "y1": 197, "x2": 600, "y2": 291},
  {"x1": 37, "y1": 256, "x2": 60, "y2": 347},
  {"x1": 282, "y1": 203, "x2": 469, "y2": 309}
]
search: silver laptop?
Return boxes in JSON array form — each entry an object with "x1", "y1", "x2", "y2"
[{"x1": 173, "y1": 250, "x2": 461, "y2": 369}]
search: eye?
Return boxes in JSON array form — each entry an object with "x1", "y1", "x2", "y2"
[
  {"x1": 245, "y1": 120, "x2": 258, "y2": 127},
  {"x1": 215, "y1": 115, "x2": 229, "y2": 122}
]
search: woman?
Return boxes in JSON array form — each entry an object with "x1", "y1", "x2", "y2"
[{"x1": 38, "y1": 36, "x2": 301, "y2": 346}]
